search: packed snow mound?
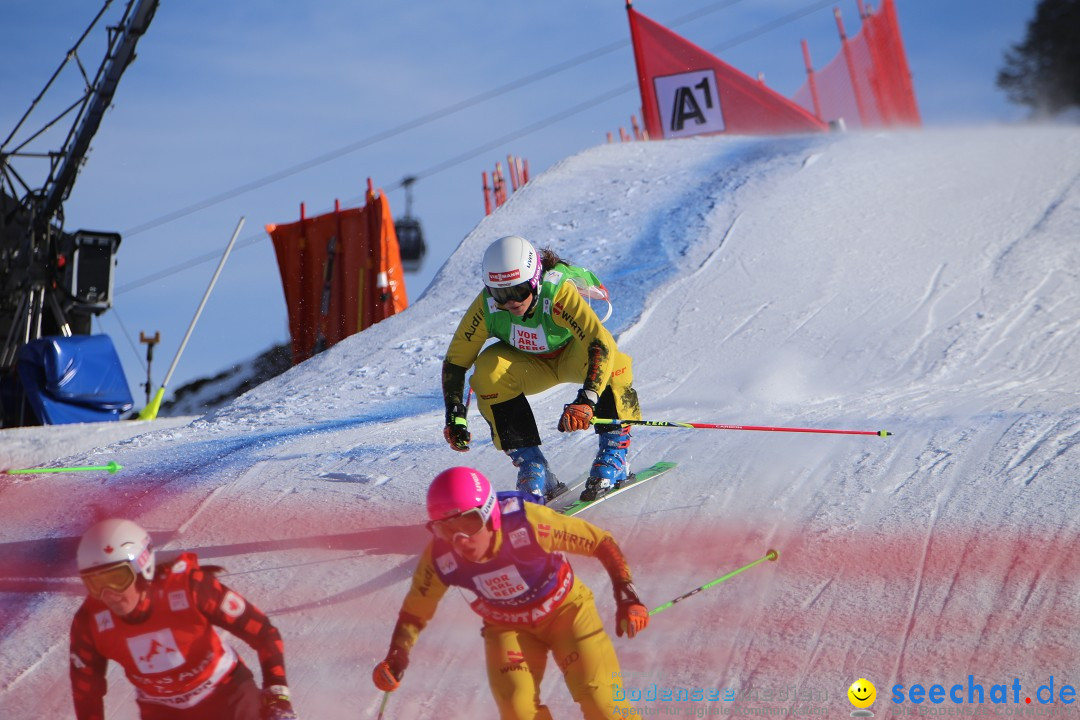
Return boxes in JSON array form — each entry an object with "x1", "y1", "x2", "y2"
[{"x1": 2, "y1": 125, "x2": 1079, "y2": 719}]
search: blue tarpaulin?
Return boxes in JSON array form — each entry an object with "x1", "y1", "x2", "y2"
[{"x1": 15, "y1": 335, "x2": 133, "y2": 424}]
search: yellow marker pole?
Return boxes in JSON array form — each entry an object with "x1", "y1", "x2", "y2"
[{"x1": 138, "y1": 217, "x2": 245, "y2": 420}]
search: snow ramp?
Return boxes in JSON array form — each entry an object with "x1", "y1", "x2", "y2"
[{"x1": 2, "y1": 125, "x2": 1080, "y2": 718}]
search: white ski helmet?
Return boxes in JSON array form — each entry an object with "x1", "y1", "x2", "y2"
[
  {"x1": 482, "y1": 235, "x2": 542, "y2": 291},
  {"x1": 77, "y1": 518, "x2": 156, "y2": 582}
]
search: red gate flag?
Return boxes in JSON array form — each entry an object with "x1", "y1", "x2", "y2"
[{"x1": 627, "y1": 3, "x2": 827, "y2": 138}]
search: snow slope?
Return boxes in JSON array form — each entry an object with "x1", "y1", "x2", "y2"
[{"x1": 2, "y1": 124, "x2": 1080, "y2": 719}]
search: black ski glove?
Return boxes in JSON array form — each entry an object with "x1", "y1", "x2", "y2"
[{"x1": 444, "y1": 403, "x2": 470, "y2": 451}]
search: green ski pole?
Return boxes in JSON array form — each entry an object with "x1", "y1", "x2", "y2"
[
  {"x1": 4, "y1": 461, "x2": 123, "y2": 475},
  {"x1": 650, "y1": 549, "x2": 779, "y2": 616},
  {"x1": 376, "y1": 691, "x2": 391, "y2": 719}
]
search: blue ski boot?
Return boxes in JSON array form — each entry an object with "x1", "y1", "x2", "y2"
[
  {"x1": 580, "y1": 426, "x2": 632, "y2": 501},
  {"x1": 506, "y1": 446, "x2": 567, "y2": 505}
]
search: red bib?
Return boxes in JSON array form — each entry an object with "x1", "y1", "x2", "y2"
[{"x1": 84, "y1": 553, "x2": 237, "y2": 708}]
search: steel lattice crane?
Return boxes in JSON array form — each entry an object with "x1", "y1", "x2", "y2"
[{"x1": 0, "y1": 0, "x2": 158, "y2": 383}]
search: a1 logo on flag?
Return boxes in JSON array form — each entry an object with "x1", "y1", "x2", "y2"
[{"x1": 654, "y1": 70, "x2": 725, "y2": 138}]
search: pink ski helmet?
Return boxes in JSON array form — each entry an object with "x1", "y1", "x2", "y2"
[{"x1": 426, "y1": 466, "x2": 501, "y2": 532}]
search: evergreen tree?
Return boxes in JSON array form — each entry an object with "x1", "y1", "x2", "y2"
[{"x1": 997, "y1": 0, "x2": 1080, "y2": 115}]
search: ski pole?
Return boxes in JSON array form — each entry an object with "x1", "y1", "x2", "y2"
[
  {"x1": 464, "y1": 370, "x2": 474, "y2": 414},
  {"x1": 650, "y1": 549, "x2": 779, "y2": 616},
  {"x1": 593, "y1": 417, "x2": 891, "y2": 437},
  {"x1": 376, "y1": 691, "x2": 391, "y2": 719},
  {"x1": 4, "y1": 461, "x2": 123, "y2": 475},
  {"x1": 138, "y1": 216, "x2": 245, "y2": 421}
]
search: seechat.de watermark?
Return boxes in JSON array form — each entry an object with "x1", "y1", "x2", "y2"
[
  {"x1": 844, "y1": 675, "x2": 1077, "y2": 718},
  {"x1": 892, "y1": 676, "x2": 1076, "y2": 707}
]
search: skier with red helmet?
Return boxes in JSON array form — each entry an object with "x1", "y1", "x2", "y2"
[
  {"x1": 441, "y1": 234, "x2": 643, "y2": 503},
  {"x1": 372, "y1": 466, "x2": 649, "y2": 719},
  {"x1": 69, "y1": 518, "x2": 299, "y2": 720}
]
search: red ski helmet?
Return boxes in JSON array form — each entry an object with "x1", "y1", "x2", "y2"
[{"x1": 426, "y1": 466, "x2": 501, "y2": 533}]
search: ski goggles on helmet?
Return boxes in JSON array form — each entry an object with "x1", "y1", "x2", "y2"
[
  {"x1": 80, "y1": 562, "x2": 137, "y2": 597},
  {"x1": 489, "y1": 281, "x2": 533, "y2": 305},
  {"x1": 426, "y1": 508, "x2": 488, "y2": 541},
  {"x1": 426, "y1": 487, "x2": 497, "y2": 542}
]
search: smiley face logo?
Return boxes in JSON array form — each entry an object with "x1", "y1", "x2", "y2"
[{"x1": 848, "y1": 678, "x2": 876, "y2": 716}]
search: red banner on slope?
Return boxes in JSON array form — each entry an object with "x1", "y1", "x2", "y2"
[{"x1": 627, "y1": 3, "x2": 827, "y2": 138}]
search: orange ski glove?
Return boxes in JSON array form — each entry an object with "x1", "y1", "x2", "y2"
[
  {"x1": 372, "y1": 646, "x2": 409, "y2": 692},
  {"x1": 614, "y1": 581, "x2": 649, "y2": 638},
  {"x1": 558, "y1": 389, "x2": 597, "y2": 432}
]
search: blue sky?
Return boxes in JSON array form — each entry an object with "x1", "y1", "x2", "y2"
[{"x1": 1, "y1": 0, "x2": 1038, "y2": 408}]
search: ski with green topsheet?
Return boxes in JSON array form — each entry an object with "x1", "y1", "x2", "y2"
[{"x1": 557, "y1": 461, "x2": 677, "y2": 516}]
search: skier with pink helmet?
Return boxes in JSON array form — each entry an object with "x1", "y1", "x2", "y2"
[{"x1": 372, "y1": 466, "x2": 649, "y2": 719}]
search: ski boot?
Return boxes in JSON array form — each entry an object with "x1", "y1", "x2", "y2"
[
  {"x1": 506, "y1": 446, "x2": 566, "y2": 505},
  {"x1": 579, "y1": 426, "x2": 632, "y2": 502}
]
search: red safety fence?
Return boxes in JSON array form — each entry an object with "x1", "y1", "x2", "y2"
[
  {"x1": 481, "y1": 0, "x2": 919, "y2": 214},
  {"x1": 626, "y1": 0, "x2": 918, "y2": 139},
  {"x1": 794, "y1": 0, "x2": 920, "y2": 129},
  {"x1": 482, "y1": 155, "x2": 530, "y2": 216},
  {"x1": 266, "y1": 180, "x2": 409, "y2": 365},
  {"x1": 606, "y1": 115, "x2": 649, "y2": 145}
]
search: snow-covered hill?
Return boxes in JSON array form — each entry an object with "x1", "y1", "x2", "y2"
[{"x1": 3, "y1": 125, "x2": 1079, "y2": 719}]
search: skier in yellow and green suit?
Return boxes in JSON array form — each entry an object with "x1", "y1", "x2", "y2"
[{"x1": 440, "y1": 234, "x2": 643, "y2": 503}]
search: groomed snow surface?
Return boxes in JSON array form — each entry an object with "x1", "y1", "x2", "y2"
[{"x1": 2, "y1": 125, "x2": 1079, "y2": 719}]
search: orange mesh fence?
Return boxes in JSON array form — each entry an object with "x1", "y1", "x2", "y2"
[{"x1": 267, "y1": 187, "x2": 408, "y2": 365}]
